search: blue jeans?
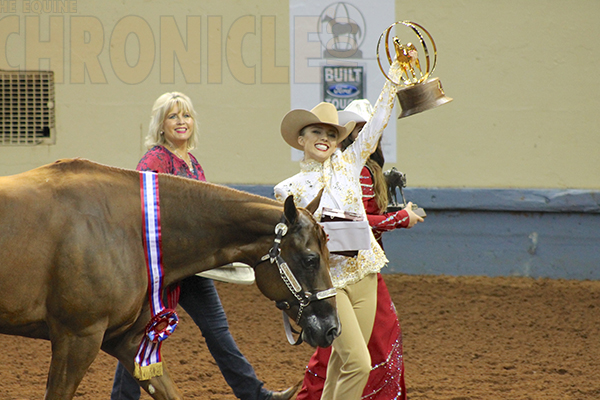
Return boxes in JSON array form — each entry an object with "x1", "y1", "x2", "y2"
[{"x1": 111, "y1": 275, "x2": 269, "y2": 400}]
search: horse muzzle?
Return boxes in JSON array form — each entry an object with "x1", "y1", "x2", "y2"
[{"x1": 298, "y1": 301, "x2": 341, "y2": 348}]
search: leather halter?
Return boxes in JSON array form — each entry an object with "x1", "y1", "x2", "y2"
[{"x1": 256, "y1": 216, "x2": 337, "y2": 343}]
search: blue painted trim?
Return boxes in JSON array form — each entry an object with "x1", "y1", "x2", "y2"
[
  {"x1": 225, "y1": 185, "x2": 600, "y2": 280},
  {"x1": 381, "y1": 210, "x2": 600, "y2": 280},
  {"x1": 227, "y1": 185, "x2": 600, "y2": 213},
  {"x1": 403, "y1": 188, "x2": 600, "y2": 213},
  {"x1": 228, "y1": 184, "x2": 275, "y2": 200}
]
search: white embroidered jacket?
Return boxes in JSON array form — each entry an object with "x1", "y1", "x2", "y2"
[{"x1": 274, "y1": 66, "x2": 401, "y2": 288}]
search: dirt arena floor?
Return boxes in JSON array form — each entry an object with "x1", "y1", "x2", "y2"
[{"x1": 1, "y1": 274, "x2": 599, "y2": 400}]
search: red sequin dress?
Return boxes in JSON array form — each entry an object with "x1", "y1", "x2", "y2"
[{"x1": 296, "y1": 165, "x2": 408, "y2": 400}]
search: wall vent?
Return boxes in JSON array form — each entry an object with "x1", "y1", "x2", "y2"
[{"x1": 0, "y1": 70, "x2": 56, "y2": 145}]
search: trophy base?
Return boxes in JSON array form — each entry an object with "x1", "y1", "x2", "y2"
[{"x1": 397, "y1": 77, "x2": 453, "y2": 119}]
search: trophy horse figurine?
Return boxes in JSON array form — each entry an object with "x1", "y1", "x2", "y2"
[
  {"x1": 393, "y1": 38, "x2": 421, "y2": 84},
  {"x1": 384, "y1": 167, "x2": 426, "y2": 218}
]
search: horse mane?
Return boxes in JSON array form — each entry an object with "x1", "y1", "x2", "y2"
[
  {"x1": 44, "y1": 158, "x2": 281, "y2": 207},
  {"x1": 45, "y1": 158, "x2": 140, "y2": 178}
]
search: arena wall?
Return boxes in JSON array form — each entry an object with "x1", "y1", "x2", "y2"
[{"x1": 1, "y1": 0, "x2": 598, "y2": 278}]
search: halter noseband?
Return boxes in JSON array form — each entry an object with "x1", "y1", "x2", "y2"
[{"x1": 257, "y1": 216, "x2": 337, "y2": 327}]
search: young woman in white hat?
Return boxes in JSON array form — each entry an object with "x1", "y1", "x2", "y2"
[
  {"x1": 274, "y1": 61, "x2": 407, "y2": 400},
  {"x1": 295, "y1": 99, "x2": 424, "y2": 400}
]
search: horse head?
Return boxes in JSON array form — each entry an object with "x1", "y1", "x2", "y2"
[{"x1": 254, "y1": 193, "x2": 340, "y2": 348}]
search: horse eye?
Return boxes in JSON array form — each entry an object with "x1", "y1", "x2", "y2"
[{"x1": 303, "y1": 254, "x2": 319, "y2": 270}]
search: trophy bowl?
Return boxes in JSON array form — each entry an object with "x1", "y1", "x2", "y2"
[{"x1": 377, "y1": 21, "x2": 452, "y2": 118}]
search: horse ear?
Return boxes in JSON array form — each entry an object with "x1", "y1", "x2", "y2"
[
  {"x1": 305, "y1": 188, "x2": 324, "y2": 215},
  {"x1": 284, "y1": 195, "x2": 298, "y2": 225}
]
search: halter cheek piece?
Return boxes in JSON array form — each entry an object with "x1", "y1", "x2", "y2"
[{"x1": 256, "y1": 216, "x2": 336, "y2": 343}]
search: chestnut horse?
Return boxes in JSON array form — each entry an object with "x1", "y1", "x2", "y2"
[{"x1": 0, "y1": 158, "x2": 339, "y2": 400}]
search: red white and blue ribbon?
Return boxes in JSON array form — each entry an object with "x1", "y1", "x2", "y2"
[{"x1": 134, "y1": 171, "x2": 179, "y2": 380}]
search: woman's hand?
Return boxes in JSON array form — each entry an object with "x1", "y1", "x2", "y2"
[{"x1": 403, "y1": 201, "x2": 424, "y2": 228}]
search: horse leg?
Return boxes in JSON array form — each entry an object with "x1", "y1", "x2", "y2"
[
  {"x1": 44, "y1": 325, "x2": 105, "y2": 400},
  {"x1": 139, "y1": 365, "x2": 183, "y2": 400},
  {"x1": 103, "y1": 332, "x2": 183, "y2": 400}
]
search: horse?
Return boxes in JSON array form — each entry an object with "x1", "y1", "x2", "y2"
[
  {"x1": 384, "y1": 166, "x2": 408, "y2": 208},
  {"x1": 0, "y1": 158, "x2": 339, "y2": 400}
]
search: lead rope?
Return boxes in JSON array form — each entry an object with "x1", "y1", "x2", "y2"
[{"x1": 282, "y1": 310, "x2": 303, "y2": 345}]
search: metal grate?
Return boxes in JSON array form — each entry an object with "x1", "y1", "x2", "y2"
[{"x1": 0, "y1": 70, "x2": 55, "y2": 145}]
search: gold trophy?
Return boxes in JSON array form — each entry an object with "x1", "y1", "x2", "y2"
[{"x1": 377, "y1": 21, "x2": 452, "y2": 118}]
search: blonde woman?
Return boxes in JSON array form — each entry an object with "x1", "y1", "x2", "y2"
[{"x1": 111, "y1": 92, "x2": 299, "y2": 400}]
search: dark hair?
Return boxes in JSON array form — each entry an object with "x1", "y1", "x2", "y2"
[
  {"x1": 366, "y1": 139, "x2": 388, "y2": 212},
  {"x1": 341, "y1": 132, "x2": 389, "y2": 213},
  {"x1": 370, "y1": 141, "x2": 385, "y2": 168}
]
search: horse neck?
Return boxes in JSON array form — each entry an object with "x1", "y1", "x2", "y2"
[{"x1": 156, "y1": 178, "x2": 282, "y2": 284}]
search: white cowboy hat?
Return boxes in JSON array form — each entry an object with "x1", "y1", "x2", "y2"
[
  {"x1": 337, "y1": 99, "x2": 374, "y2": 129},
  {"x1": 280, "y1": 102, "x2": 356, "y2": 151}
]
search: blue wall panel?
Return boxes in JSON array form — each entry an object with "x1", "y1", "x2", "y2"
[
  {"x1": 228, "y1": 185, "x2": 600, "y2": 280},
  {"x1": 381, "y1": 211, "x2": 600, "y2": 280}
]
